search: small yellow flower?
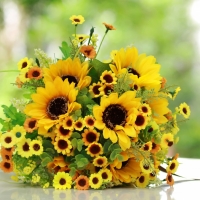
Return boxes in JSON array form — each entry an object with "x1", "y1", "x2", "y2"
[
  {"x1": 99, "y1": 168, "x2": 112, "y2": 182},
  {"x1": 17, "y1": 57, "x2": 32, "y2": 71},
  {"x1": 93, "y1": 156, "x2": 108, "y2": 167},
  {"x1": 177, "y1": 102, "x2": 191, "y2": 119},
  {"x1": 86, "y1": 142, "x2": 103, "y2": 157},
  {"x1": 166, "y1": 159, "x2": 179, "y2": 174},
  {"x1": 43, "y1": 182, "x2": 50, "y2": 189},
  {"x1": 160, "y1": 133, "x2": 174, "y2": 149},
  {"x1": 89, "y1": 173, "x2": 103, "y2": 189},
  {"x1": 70, "y1": 15, "x2": 85, "y2": 25},
  {"x1": 23, "y1": 166, "x2": 33, "y2": 175},
  {"x1": 32, "y1": 174, "x2": 40, "y2": 183},
  {"x1": 0, "y1": 132, "x2": 16, "y2": 148},
  {"x1": 11, "y1": 125, "x2": 26, "y2": 142},
  {"x1": 53, "y1": 172, "x2": 72, "y2": 189},
  {"x1": 30, "y1": 140, "x2": 43, "y2": 155},
  {"x1": 135, "y1": 173, "x2": 149, "y2": 188}
]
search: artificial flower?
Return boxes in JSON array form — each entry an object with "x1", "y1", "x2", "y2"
[
  {"x1": 70, "y1": 15, "x2": 85, "y2": 25},
  {"x1": 53, "y1": 172, "x2": 72, "y2": 189}
]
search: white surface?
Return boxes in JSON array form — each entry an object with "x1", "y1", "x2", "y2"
[{"x1": 0, "y1": 158, "x2": 200, "y2": 200}]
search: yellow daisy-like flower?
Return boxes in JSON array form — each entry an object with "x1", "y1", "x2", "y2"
[
  {"x1": 89, "y1": 82, "x2": 102, "y2": 98},
  {"x1": 24, "y1": 118, "x2": 38, "y2": 133},
  {"x1": 30, "y1": 140, "x2": 43, "y2": 155},
  {"x1": 0, "y1": 132, "x2": 16, "y2": 148},
  {"x1": 62, "y1": 116, "x2": 74, "y2": 130},
  {"x1": 86, "y1": 142, "x2": 103, "y2": 157},
  {"x1": 24, "y1": 76, "x2": 81, "y2": 130},
  {"x1": 177, "y1": 102, "x2": 191, "y2": 119},
  {"x1": 166, "y1": 159, "x2": 179, "y2": 174},
  {"x1": 100, "y1": 70, "x2": 117, "y2": 85},
  {"x1": 134, "y1": 113, "x2": 149, "y2": 131},
  {"x1": 74, "y1": 118, "x2": 85, "y2": 131},
  {"x1": 99, "y1": 168, "x2": 112, "y2": 182},
  {"x1": 99, "y1": 84, "x2": 114, "y2": 96},
  {"x1": 140, "y1": 141, "x2": 152, "y2": 151},
  {"x1": 89, "y1": 173, "x2": 103, "y2": 189},
  {"x1": 55, "y1": 124, "x2": 72, "y2": 138},
  {"x1": 11, "y1": 125, "x2": 26, "y2": 143},
  {"x1": 110, "y1": 47, "x2": 162, "y2": 91},
  {"x1": 17, "y1": 138, "x2": 33, "y2": 158},
  {"x1": 18, "y1": 68, "x2": 30, "y2": 83},
  {"x1": 93, "y1": 91, "x2": 141, "y2": 150},
  {"x1": 84, "y1": 115, "x2": 95, "y2": 129},
  {"x1": 160, "y1": 133, "x2": 174, "y2": 148},
  {"x1": 139, "y1": 103, "x2": 152, "y2": 116},
  {"x1": 27, "y1": 66, "x2": 43, "y2": 80},
  {"x1": 17, "y1": 57, "x2": 32, "y2": 71},
  {"x1": 72, "y1": 34, "x2": 89, "y2": 43},
  {"x1": 82, "y1": 129, "x2": 100, "y2": 146},
  {"x1": 109, "y1": 152, "x2": 141, "y2": 183},
  {"x1": 69, "y1": 15, "x2": 85, "y2": 25},
  {"x1": 93, "y1": 156, "x2": 108, "y2": 167},
  {"x1": 54, "y1": 136, "x2": 72, "y2": 155},
  {"x1": 53, "y1": 172, "x2": 72, "y2": 189},
  {"x1": 135, "y1": 173, "x2": 149, "y2": 188},
  {"x1": 43, "y1": 58, "x2": 91, "y2": 89}
]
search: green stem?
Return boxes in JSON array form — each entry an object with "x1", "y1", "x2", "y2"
[{"x1": 96, "y1": 30, "x2": 108, "y2": 58}]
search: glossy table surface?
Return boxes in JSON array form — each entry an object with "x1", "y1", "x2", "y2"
[{"x1": 0, "y1": 158, "x2": 200, "y2": 200}]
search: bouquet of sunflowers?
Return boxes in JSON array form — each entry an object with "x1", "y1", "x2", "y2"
[{"x1": 0, "y1": 15, "x2": 190, "y2": 190}]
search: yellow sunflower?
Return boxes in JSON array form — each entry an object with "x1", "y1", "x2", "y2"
[
  {"x1": 69, "y1": 15, "x2": 85, "y2": 25},
  {"x1": 24, "y1": 77, "x2": 81, "y2": 130},
  {"x1": 93, "y1": 91, "x2": 141, "y2": 150},
  {"x1": 0, "y1": 132, "x2": 17, "y2": 148},
  {"x1": 17, "y1": 57, "x2": 32, "y2": 71},
  {"x1": 110, "y1": 47, "x2": 162, "y2": 91},
  {"x1": 53, "y1": 172, "x2": 72, "y2": 189},
  {"x1": 109, "y1": 152, "x2": 142, "y2": 183},
  {"x1": 43, "y1": 58, "x2": 91, "y2": 89},
  {"x1": 177, "y1": 102, "x2": 191, "y2": 119}
]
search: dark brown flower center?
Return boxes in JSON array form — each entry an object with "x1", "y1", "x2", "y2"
[
  {"x1": 22, "y1": 62, "x2": 27, "y2": 69},
  {"x1": 89, "y1": 144, "x2": 101, "y2": 155},
  {"x1": 86, "y1": 132, "x2": 97, "y2": 143},
  {"x1": 75, "y1": 121, "x2": 83, "y2": 128},
  {"x1": 97, "y1": 159, "x2": 104, "y2": 165},
  {"x1": 170, "y1": 163, "x2": 176, "y2": 170},
  {"x1": 143, "y1": 144, "x2": 150, "y2": 151},
  {"x1": 183, "y1": 107, "x2": 187, "y2": 114},
  {"x1": 47, "y1": 97, "x2": 68, "y2": 120},
  {"x1": 148, "y1": 127, "x2": 153, "y2": 133},
  {"x1": 65, "y1": 119, "x2": 73, "y2": 127},
  {"x1": 168, "y1": 174, "x2": 172, "y2": 182},
  {"x1": 59, "y1": 126, "x2": 71, "y2": 136},
  {"x1": 32, "y1": 70, "x2": 40, "y2": 77},
  {"x1": 28, "y1": 120, "x2": 37, "y2": 128},
  {"x1": 103, "y1": 74, "x2": 113, "y2": 83},
  {"x1": 92, "y1": 177, "x2": 99, "y2": 184},
  {"x1": 93, "y1": 85, "x2": 101, "y2": 95},
  {"x1": 168, "y1": 141, "x2": 173, "y2": 147},
  {"x1": 5, "y1": 137, "x2": 12, "y2": 144},
  {"x1": 74, "y1": 18, "x2": 80, "y2": 22},
  {"x1": 142, "y1": 106, "x2": 148, "y2": 113},
  {"x1": 103, "y1": 104, "x2": 127, "y2": 130},
  {"x1": 135, "y1": 115, "x2": 145, "y2": 126},
  {"x1": 23, "y1": 142, "x2": 30, "y2": 151},
  {"x1": 33, "y1": 144, "x2": 40, "y2": 151},
  {"x1": 58, "y1": 139, "x2": 68, "y2": 149},
  {"x1": 102, "y1": 172, "x2": 108, "y2": 179},
  {"x1": 139, "y1": 175, "x2": 145, "y2": 183},
  {"x1": 61, "y1": 75, "x2": 78, "y2": 86},
  {"x1": 86, "y1": 118, "x2": 95, "y2": 126},
  {"x1": 59, "y1": 178, "x2": 66, "y2": 185},
  {"x1": 103, "y1": 85, "x2": 113, "y2": 95},
  {"x1": 129, "y1": 68, "x2": 140, "y2": 78},
  {"x1": 78, "y1": 179, "x2": 86, "y2": 187},
  {"x1": 4, "y1": 162, "x2": 11, "y2": 169}
]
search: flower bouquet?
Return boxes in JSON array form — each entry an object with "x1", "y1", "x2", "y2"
[{"x1": 0, "y1": 15, "x2": 190, "y2": 190}]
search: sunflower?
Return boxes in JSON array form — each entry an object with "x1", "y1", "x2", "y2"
[
  {"x1": 177, "y1": 102, "x2": 191, "y2": 119},
  {"x1": 140, "y1": 141, "x2": 152, "y2": 151},
  {"x1": 53, "y1": 136, "x2": 72, "y2": 155},
  {"x1": 80, "y1": 45, "x2": 96, "y2": 59},
  {"x1": 43, "y1": 58, "x2": 91, "y2": 89},
  {"x1": 84, "y1": 115, "x2": 95, "y2": 129},
  {"x1": 0, "y1": 132, "x2": 16, "y2": 148},
  {"x1": 93, "y1": 91, "x2": 141, "y2": 150},
  {"x1": 30, "y1": 140, "x2": 43, "y2": 155},
  {"x1": 17, "y1": 57, "x2": 32, "y2": 71},
  {"x1": 82, "y1": 129, "x2": 100, "y2": 146},
  {"x1": 73, "y1": 34, "x2": 89, "y2": 43},
  {"x1": 86, "y1": 142, "x2": 103, "y2": 157},
  {"x1": 53, "y1": 172, "x2": 72, "y2": 189},
  {"x1": 134, "y1": 113, "x2": 149, "y2": 130},
  {"x1": 139, "y1": 103, "x2": 152, "y2": 116},
  {"x1": 110, "y1": 47, "x2": 162, "y2": 91},
  {"x1": 18, "y1": 68, "x2": 30, "y2": 83},
  {"x1": 10, "y1": 125, "x2": 26, "y2": 142},
  {"x1": 89, "y1": 82, "x2": 102, "y2": 98},
  {"x1": 27, "y1": 66, "x2": 43, "y2": 80},
  {"x1": 74, "y1": 118, "x2": 85, "y2": 131},
  {"x1": 16, "y1": 138, "x2": 33, "y2": 158},
  {"x1": 0, "y1": 160, "x2": 13, "y2": 173},
  {"x1": 99, "y1": 168, "x2": 112, "y2": 182},
  {"x1": 69, "y1": 15, "x2": 85, "y2": 25},
  {"x1": 100, "y1": 70, "x2": 117, "y2": 85},
  {"x1": 75, "y1": 175, "x2": 89, "y2": 190},
  {"x1": 24, "y1": 118, "x2": 38, "y2": 133},
  {"x1": 93, "y1": 156, "x2": 107, "y2": 167},
  {"x1": 109, "y1": 152, "x2": 141, "y2": 183},
  {"x1": 135, "y1": 173, "x2": 149, "y2": 188},
  {"x1": 62, "y1": 116, "x2": 74, "y2": 130},
  {"x1": 89, "y1": 173, "x2": 103, "y2": 189},
  {"x1": 55, "y1": 124, "x2": 72, "y2": 138},
  {"x1": 166, "y1": 159, "x2": 179, "y2": 174},
  {"x1": 160, "y1": 133, "x2": 174, "y2": 149},
  {"x1": 24, "y1": 77, "x2": 81, "y2": 130},
  {"x1": 99, "y1": 84, "x2": 114, "y2": 96},
  {"x1": 0, "y1": 147, "x2": 14, "y2": 156}
]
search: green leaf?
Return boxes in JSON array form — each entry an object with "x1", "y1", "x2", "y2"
[
  {"x1": 77, "y1": 140, "x2": 83, "y2": 152},
  {"x1": 103, "y1": 140, "x2": 112, "y2": 153},
  {"x1": 59, "y1": 41, "x2": 71, "y2": 59},
  {"x1": 41, "y1": 157, "x2": 52, "y2": 167},
  {"x1": 71, "y1": 132, "x2": 81, "y2": 139},
  {"x1": 69, "y1": 167, "x2": 76, "y2": 177},
  {"x1": 108, "y1": 143, "x2": 121, "y2": 152},
  {"x1": 116, "y1": 154, "x2": 124, "y2": 162},
  {"x1": 40, "y1": 152, "x2": 51, "y2": 159},
  {"x1": 43, "y1": 139, "x2": 54, "y2": 149},
  {"x1": 110, "y1": 149, "x2": 122, "y2": 161},
  {"x1": 71, "y1": 138, "x2": 78, "y2": 148}
]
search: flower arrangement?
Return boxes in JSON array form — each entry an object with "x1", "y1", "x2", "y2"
[{"x1": 0, "y1": 15, "x2": 191, "y2": 190}]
